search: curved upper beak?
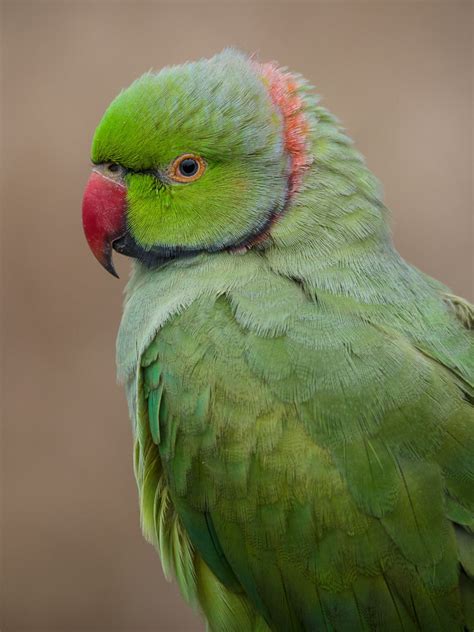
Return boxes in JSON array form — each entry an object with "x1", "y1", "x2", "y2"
[{"x1": 82, "y1": 169, "x2": 127, "y2": 278}]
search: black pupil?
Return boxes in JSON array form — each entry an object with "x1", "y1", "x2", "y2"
[{"x1": 179, "y1": 158, "x2": 199, "y2": 177}]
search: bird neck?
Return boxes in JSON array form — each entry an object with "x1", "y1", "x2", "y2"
[
  {"x1": 253, "y1": 61, "x2": 313, "y2": 199},
  {"x1": 263, "y1": 77, "x2": 397, "y2": 278}
]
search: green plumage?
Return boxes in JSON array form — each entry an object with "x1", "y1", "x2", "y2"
[
  {"x1": 91, "y1": 50, "x2": 473, "y2": 630},
  {"x1": 129, "y1": 270, "x2": 472, "y2": 631}
]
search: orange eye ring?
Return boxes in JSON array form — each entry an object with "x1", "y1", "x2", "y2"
[{"x1": 168, "y1": 153, "x2": 206, "y2": 183}]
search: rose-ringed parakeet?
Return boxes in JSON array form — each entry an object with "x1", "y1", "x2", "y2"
[{"x1": 82, "y1": 50, "x2": 473, "y2": 631}]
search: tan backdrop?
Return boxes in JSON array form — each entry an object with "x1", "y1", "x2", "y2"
[{"x1": 1, "y1": 1, "x2": 472, "y2": 631}]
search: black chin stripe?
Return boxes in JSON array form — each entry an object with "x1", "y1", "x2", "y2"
[{"x1": 112, "y1": 204, "x2": 280, "y2": 270}]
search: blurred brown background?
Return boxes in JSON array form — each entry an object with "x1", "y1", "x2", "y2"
[{"x1": 1, "y1": 1, "x2": 472, "y2": 631}]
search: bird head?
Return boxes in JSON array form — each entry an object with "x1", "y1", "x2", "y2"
[{"x1": 82, "y1": 49, "x2": 312, "y2": 276}]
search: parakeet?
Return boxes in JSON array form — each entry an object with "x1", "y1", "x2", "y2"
[{"x1": 82, "y1": 50, "x2": 473, "y2": 631}]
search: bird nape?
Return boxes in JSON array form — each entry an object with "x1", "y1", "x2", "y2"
[{"x1": 82, "y1": 49, "x2": 473, "y2": 632}]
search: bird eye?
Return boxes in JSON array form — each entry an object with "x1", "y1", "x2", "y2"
[
  {"x1": 179, "y1": 158, "x2": 199, "y2": 177},
  {"x1": 169, "y1": 154, "x2": 206, "y2": 183}
]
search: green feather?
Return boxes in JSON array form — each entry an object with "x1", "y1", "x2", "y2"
[{"x1": 90, "y1": 50, "x2": 474, "y2": 630}]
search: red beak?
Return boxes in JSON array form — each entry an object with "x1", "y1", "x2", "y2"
[{"x1": 82, "y1": 170, "x2": 127, "y2": 278}]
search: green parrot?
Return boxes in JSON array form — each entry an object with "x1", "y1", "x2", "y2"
[{"x1": 82, "y1": 50, "x2": 473, "y2": 631}]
